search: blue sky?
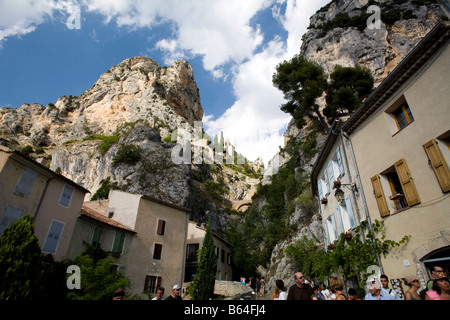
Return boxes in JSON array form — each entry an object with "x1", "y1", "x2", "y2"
[{"x1": 0, "y1": 0, "x2": 330, "y2": 165}]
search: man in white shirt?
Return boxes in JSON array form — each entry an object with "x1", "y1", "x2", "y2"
[
  {"x1": 320, "y1": 283, "x2": 332, "y2": 300},
  {"x1": 380, "y1": 274, "x2": 400, "y2": 300}
]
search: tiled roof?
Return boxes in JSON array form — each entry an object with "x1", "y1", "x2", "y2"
[{"x1": 80, "y1": 205, "x2": 136, "y2": 233}]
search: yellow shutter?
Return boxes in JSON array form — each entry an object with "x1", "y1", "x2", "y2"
[
  {"x1": 423, "y1": 139, "x2": 450, "y2": 193},
  {"x1": 371, "y1": 174, "x2": 390, "y2": 217},
  {"x1": 394, "y1": 158, "x2": 421, "y2": 206}
]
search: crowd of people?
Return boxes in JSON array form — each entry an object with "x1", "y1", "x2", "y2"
[
  {"x1": 111, "y1": 265, "x2": 449, "y2": 300},
  {"x1": 268, "y1": 265, "x2": 450, "y2": 301}
]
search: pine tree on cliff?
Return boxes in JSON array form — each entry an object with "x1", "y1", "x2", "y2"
[
  {"x1": 191, "y1": 220, "x2": 217, "y2": 300},
  {"x1": 273, "y1": 54, "x2": 374, "y2": 133}
]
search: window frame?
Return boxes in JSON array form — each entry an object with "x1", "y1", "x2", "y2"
[
  {"x1": 153, "y1": 243, "x2": 163, "y2": 260},
  {"x1": 393, "y1": 102, "x2": 414, "y2": 131}
]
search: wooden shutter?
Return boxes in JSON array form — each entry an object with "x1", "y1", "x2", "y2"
[
  {"x1": 371, "y1": 175, "x2": 390, "y2": 217},
  {"x1": 424, "y1": 139, "x2": 450, "y2": 193},
  {"x1": 157, "y1": 220, "x2": 166, "y2": 235},
  {"x1": 112, "y1": 232, "x2": 125, "y2": 256},
  {"x1": 394, "y1": 158, "x2": 421, "y2": 206},
  {"x1": 153, "y1": 243, "x2": 162, "y2": 260}
]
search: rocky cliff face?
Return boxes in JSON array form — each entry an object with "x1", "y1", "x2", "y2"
[
  {"x1": 0, "y1": 57, "x2": 202, "y2": 148},
  {"x1": 0, "y1": 57, "x2": 260, "y2": 237},
  {"x1": 263, "y1": 0, "x2": 447, "y2": 290},
  {"x1": 302, "y1": 0, "x2": 445, "y2": 85}
]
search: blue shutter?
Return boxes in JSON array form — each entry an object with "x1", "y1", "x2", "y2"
[
  {"x1": 323, "y1": 170, "x2": 330, "y2": 194},
  {"x1": 0, "y1": 206, "x2": 23, "y2": 236},
  {"x1": 330, "y1": 213, "x2": 338, "y2": 240},
  {"x1": 328, "y1": 161, "x2": 335, "y2": 184},
  {"x1": 15, "y1": 167, "x2": 39, "y2": 195},
  {"x1": 324, "y1": 220, "x2": 330, "y2": 246},
  {"x1": 59, "y1": 185, "x2": 74, "y2": 208},
  {"x1": 336, "y1": 147, "x2": 344, "y2": 177},
  {"x1": 345, "y1": 196, "x2": 356, "y2": 229},
  {"x1": 317, "y1": 180, "x2": 323, "y2": 200},
  {"x1": 43, "y1": 220, "x2": 65, "y2": 254},
  {"x1": 336, "y1": 206, "x2": 345, "y2": 234}
]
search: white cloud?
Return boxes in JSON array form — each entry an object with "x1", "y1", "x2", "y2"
[{"x1": 203, "y1": 0, "x2": 330, "y2": 165}]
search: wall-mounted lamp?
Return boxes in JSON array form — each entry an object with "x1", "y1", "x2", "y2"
[{"x1": 333, "y1": 182, "x2": 358, "y2": 202}]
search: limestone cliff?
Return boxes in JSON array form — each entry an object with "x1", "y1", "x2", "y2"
[{"x1": 0, "y1": 57, "x2": 260, "y2": 237}]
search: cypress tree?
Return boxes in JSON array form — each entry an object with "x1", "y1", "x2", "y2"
[
  {"x1": 0, "y1": 215, "x2": 44, "y2": 299},
  {"x1": 191, "y1": 220, "x2": 217, "y2": 300}
]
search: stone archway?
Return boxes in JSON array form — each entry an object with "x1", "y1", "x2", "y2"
[{"x1": 411, "y1": 230, "x2": 450, "y2": 282}]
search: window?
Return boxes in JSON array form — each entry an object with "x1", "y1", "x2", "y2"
[
  {"x1": 0, "y1": 206, "x2": 23, "y2": 237},
  {"x1": 423, "y1": 139, "x2": 450, "y2": 193},
  {"x1": 371, "y1": 158, "x2": 420, "y2": 217},
  {"x1": 186, "y1": 243, "x2": 199, "y2": 262},
  {"x1": 393, "y1": 101, "x2": 414, "y2": 130},
  {"x1": 59, "y1": 184, "x2": 74, "y2": 208},
  {"x1": 15, "y1": 167, "x2": 39, "y2": 196},
  {"x1": 153, "y1": 243, "x2": 162, "y2": 260},
  {"x1": 386, "y1": 170, "x2": 408, "y2": 211},
  {"x1": 157, "y1": 219, "x2": 166, "y2": 235},
  {"x1": 42, "y1": 220, "x2": 65, "y2": 254},
  {"x1": 221, "y1": 249, "x2": 225, "y2": 263},
  {"x1": 336, "y1": 196, "x2": 356, "y2": 232},
  {"x1": 328, "y1": 146, "x2": 345, "y2": 184},
  {"x1": 144, "y1": 275, "x2": 162, "y2": 293},
  {"x1": 112, "y1": 232, "x2": 125, "y2": 257}
]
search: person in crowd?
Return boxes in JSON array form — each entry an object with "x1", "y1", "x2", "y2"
[
  {"x1": 272, "y1": 279, "x2": 287, "y2": 300},
  {"x1": 312, "y1": 285, "x2": 325, "y2": 300},
  {"x1": 152, "y1": 286, "x2": 165, "y2": 300},
  {"x1": 348, "y1": 288, "x2": 361, "y2": 300},
  {"x1": 403, "y1": 275, "x2": 422, "y2": 300},
  {"x1": 426, "y1": 265, "x2": 445, "y2": 291},
  {"x1": 330, "y1": 276, "x2": 347, "y2": 300},
  {"x1": 380, "y1": 274, "x2": 400, "y2": 300},
  {"x1": 166, "y1": 284, "x2": 182, "y2": 300},
  {"x1": 320, "y1": 283, "x2": 332, "y2": 300},
  {"x1": 112, "y1": 287, "x2": 125, "y2": 300},
  {"x1": 425, "y1": 271, "x2": 450, "y2": 300},
  {"x1": 260, "y1": 277, "x2": 266, "y2": 297},
  {"x1": 287, "y1": 272, "x2": 314, "y2": 300},
  {"x1": 364, "y1": 276, "x2": 395, "y2": 300}
]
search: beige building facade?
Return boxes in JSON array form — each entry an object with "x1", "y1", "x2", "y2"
[
  {"x1": 77, "y1": 190, "x2": 190, "y2": 298},
  {"x1": 185, "y1": 220, "x2": 233, "y2": 282},
  {"x1": 0, "y1": 142, "x2": 89, "y2": 261},
  {"x1": 341, "y1": 22, "x2": 450, "y2": 287}
]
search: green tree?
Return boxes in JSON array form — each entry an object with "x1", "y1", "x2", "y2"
[
  {"x1": 323, "y1": 65, "x2": 374, "y2": 120},
  {"x1": 112, "y1": 144, "x2": 142, "y2": 167},
  {"x1": 67, "y1": 245, "x2": 130, "y2": 300},
  {"x1": 0, "y1": 215, "x2": 44, "y2": 299},
  {"x1": 273, "y1": 55, "x2": 374, "y2": 132},
  {"x1": 190, "y1": 221, "x2": 217, "y2": 300},
  {"x1": 273, "y1": 54, "x2": 329, "y2": 132}
]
